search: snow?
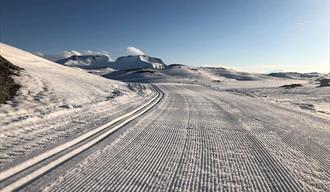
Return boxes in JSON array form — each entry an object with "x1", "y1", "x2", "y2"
[
  {"x1": 56, "y1": 55, "x2": 112, "y2": 69},
  {"x1": 267, "y1": 72, "x2": 325, "y2": 79},
  {"x1": 224, "y1": 85, "x2": 330, "y2": 117},
  {"x1": 206, "y1": 73, "x2": 330, "y2": 117},
  {"x1": 110, "y1": 55, "x2": 166, "y2": 70},
  {"x1": 103, "y1": 63, "x2": 329, "y2": 118},
  {"x1": 1, "y1": 43, "x2": 329, "y2": 191},
  {"x1": 0, "y1": 91, "x2": 161, "y2": 191},
  {"x1": 104, "y1": 64, "x2": 308, "y2": 87},
  {"x1": 0, "y1": 43, "x2": 153, "y2": 168},
  {"x1": 0, "y1": 43, "x2": 131, "y2": 107},
  {"x1": 55, "y1": 54, "x2": 166, "y2": 70},
  {"x1": 27, "y1": 83, "x2": 330, "y2": 192}
]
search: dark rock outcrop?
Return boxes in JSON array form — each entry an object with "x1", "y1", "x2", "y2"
[
  {"x1": 0, "y1": 56, "x2": 23, "y2": 103},
  {"x1": 319, "y1": 78, "x2": 330, "y2": 87},
  {"x1": 280, "y1": 84, "x2": 303, "y2": 88}
]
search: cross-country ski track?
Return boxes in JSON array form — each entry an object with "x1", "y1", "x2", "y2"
[{"x1": 1, "y1": 84, "x2": 329, "y2": 192}]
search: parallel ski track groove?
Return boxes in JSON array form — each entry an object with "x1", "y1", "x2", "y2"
[
  {"x1": 16, "y1": 84, "x2": 329, "y2": 192},
  {"x1": 51, "y1": 91, "x2": 175, "y2": 192},
  {"x1": 0, "y1": 85, "x2": 163, "y2": 192},
  {"x1": 199, "y1": 91, "x2": 322, "y2": 192},
  {"x1": 193, "y1": 90, "x2": 306, "y2": 192}
]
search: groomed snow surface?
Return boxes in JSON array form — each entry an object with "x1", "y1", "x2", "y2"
[
  {"x1": 1, "y1": 43, "x2": 329, "y2": 191},
  {"x1": 104, "y1": 64, "x2": 329, "y2": 117},
  {"x1": 24, "y1": 84, "x2": 330, "y2": 192}
]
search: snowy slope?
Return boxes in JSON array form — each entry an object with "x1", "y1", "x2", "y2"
[
  {"x1": 0, "y1": 42, "x2": 155, "y2": 125},
  {"x1": 0, "y1": 43, "x2": 131, "y2": 107},
  {"x1": 0, "y1": 43, "x2": 154, "y2": 168},
  {"x1": 198, "y1": 67, "x2": 264, "y2": 81},
  {"x1": 104, "y1": 64, "x2": 267, "y2": 82},
  {"x1": 267, "y1": 72, "x2": 325, "y2": 79},
  {"x1": 103, "y1": 64, "x2": 310, "y2": 88}
]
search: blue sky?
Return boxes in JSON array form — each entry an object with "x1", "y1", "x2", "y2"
[{"x1": 1, "y1": 0, "x2": 329, "y2": 72}]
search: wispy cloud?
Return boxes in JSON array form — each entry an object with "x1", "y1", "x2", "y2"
[
  {"x1": 292, "y1": 22, "x2": 305, "y2": 28},
  {"x1": 34, "y1": 50, "x2": 113, "y2": 61},
  {"x1": 290, "y1": 21, "x2": 309, "y2": 31},
  {"x1": 33, "y1": 51, "x2": 45, "y2": 57},
  {"x1": 35, "y1": 47, "x2": 145, "y2": 62},
  {"x1": 61, "y1": 50, "x2": 81, "y2": 58},
  {"x1": 33, "y1": 50, "x2": 81, "y2": 61},
  {"x1": 82, "y1": 50, "x2": 113, "y2": 61},
  {"x1": 127, "y1": 47, "x2": 145, "y2": 55},
  {"x1": 203, "y1": 64, "x2": 239, "y2": 71}
]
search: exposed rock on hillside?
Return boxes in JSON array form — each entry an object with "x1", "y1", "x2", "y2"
[{"x1": 0, "y1": 56, "x2": 23, "y2": 103}]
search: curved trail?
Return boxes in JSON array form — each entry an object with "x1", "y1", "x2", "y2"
[
  {"x1": 0, "y1": 86, "x2": 162, "y2": 192},
  {"x1": 9, "y1": 84, "x2": 330, "y2": 192}
]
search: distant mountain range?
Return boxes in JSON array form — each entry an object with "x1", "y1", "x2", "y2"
[
  {"x1": 52, "y1": 51, "x2": 328, "y2": 84},
  {"x1": 102, "y1": 64, "x2": 269, "y2": 83},
  {"x1": 56, "y1": 54, "x2": 167, "y2": 71}
]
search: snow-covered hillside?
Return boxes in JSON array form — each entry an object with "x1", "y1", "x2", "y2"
[
  {"x1": 0, "y1": 43, "x2": 132, "y2": 108},
  {"x1": 56, "y1": 54, "x2": 166, "y2": 70},
  {"x1": 103, "y1": 64, "x2": 269, "y2": 83},
  {"x1": 104, "y1": 64, "x2": 323, "y2": 89},
  {"x1": 0, "y1": 43, "x2": 154, "y2": 123},
  {"x1": 0, "y1": 43, "x2": 154, "y2": 168},
  {"x1": 267, "y1": 72, "x2": 325, "y2": 79}
]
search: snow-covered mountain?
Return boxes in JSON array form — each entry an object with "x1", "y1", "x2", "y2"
[
  {"x1": 110, "y1": 55, "x2": 166, "y2": 70},
  {"x1": 103, "y1": 64, "x2": 267, "y2": 83},
  {"x1": 56, "y1": 54, "x2": 166, "y2": 70},
  {"x1": 56, "y1": 55, "x2": 112, "y2": 69}
]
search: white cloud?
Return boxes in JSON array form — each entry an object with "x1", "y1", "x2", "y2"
[
  {"x1": 290, "y1": 21, "x2": 309, "y2": 31},
  {"x1": 33, "y1": 50, "x2": 113, "y2": 62},
  {"x1": 82, "y1": 50, "x2": 113, "y2": 61},
  {"x1": 31, "y1": 51, "x2": 59, "y2": 61},
  {"x1": 127, "y1": 46, "x2": 145, "y2": 55},
  {"x1": 99, "y1": 50, "x2": 113, "y2": 61},
  {"x1": 82, "y1": 50, "x2": 93, "y2": 55},
  {"x1": 292, "y1": 22, "x2": 305, "y2": 28},
  {"x1": 203, "y1": 64, "x2": 239, "y2": 71},
  {"x1": 60, "y1": 50, "x2": 81, "y2": 58},
  {"x1": 33, "y1": 51, "x2": 44, "y2": 57}
]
